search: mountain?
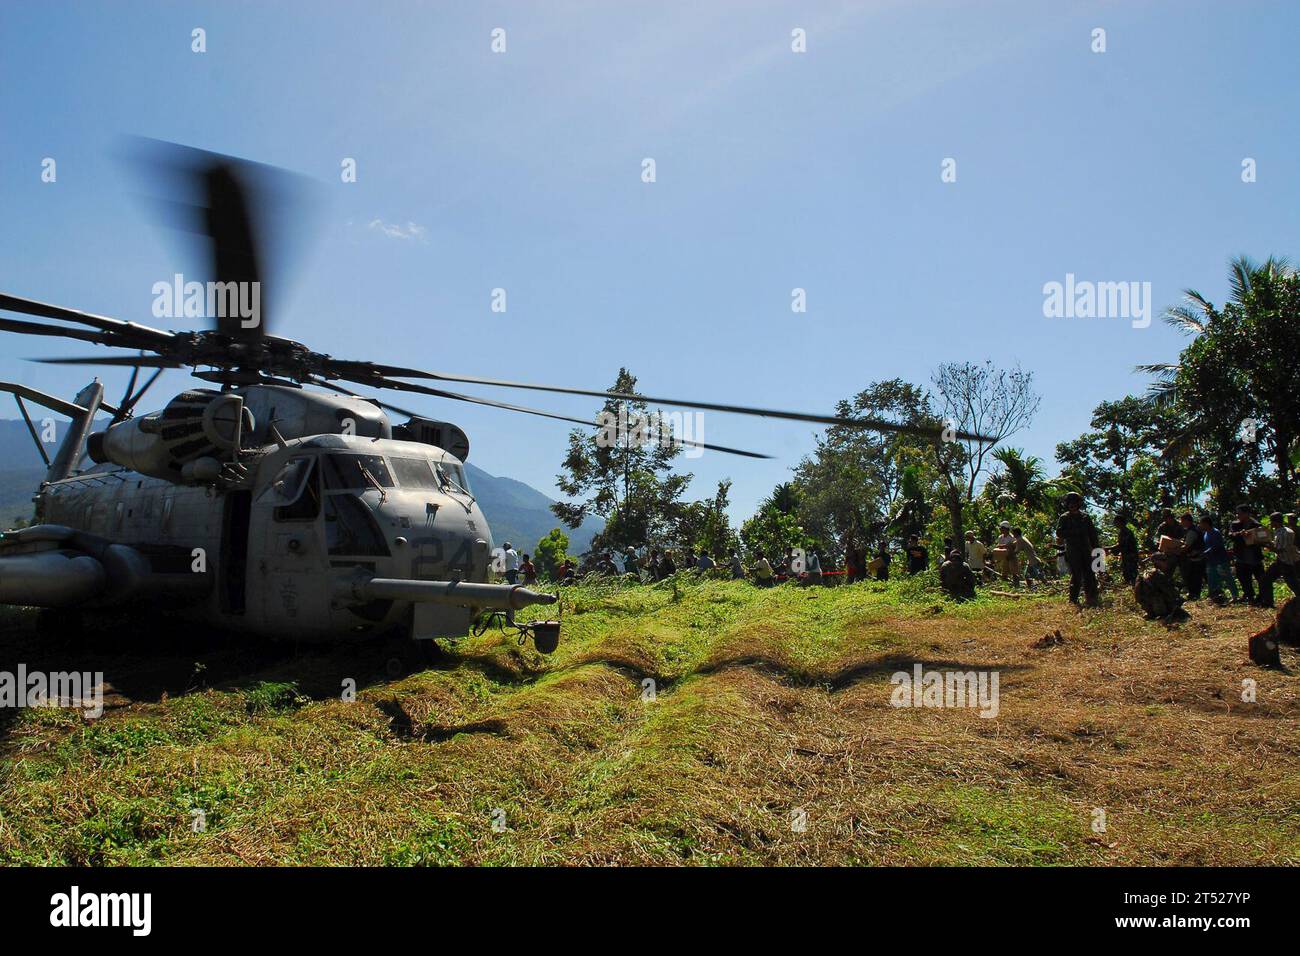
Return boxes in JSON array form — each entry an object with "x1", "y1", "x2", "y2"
[
  {"x1": 0, "y1": 418, "x2": 599, "y2": 553},
  {"x1": 464, "y1": 462, "x2": 601, "y2": 555}
]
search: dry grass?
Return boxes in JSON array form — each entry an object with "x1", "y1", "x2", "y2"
[{"x1": 0, "y1": 578, "x2": 1296, "y2": 865}]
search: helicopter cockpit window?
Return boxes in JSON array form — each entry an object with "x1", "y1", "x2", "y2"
[
  {"x1": 436, "y1": 463, "x2": 469, "y2": 492},
  {"x1": 321, "y1": 454, "x2": 394, "y2": 492},
  {"x1": 266, "y1": 457, "x2": 321, "y2": 521},
  {"x1": 324, "y1": 494, "x2": 391, "y2": 556},
  {"x1": 390, "y1": 457, "x2": 441, "y2": 491}
]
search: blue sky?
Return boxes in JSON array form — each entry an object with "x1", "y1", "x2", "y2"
[{"x1": 1, "y1": 0, "x2": 1296, "y2": 523}]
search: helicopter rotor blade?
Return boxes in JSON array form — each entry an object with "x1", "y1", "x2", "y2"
[
  {"x1": 203, "y1": 161, "x2": 264, "y2": 340},
  {"x1": 127, "y1": 138, "x2": 320, "y2": 345},
  {"x1": 324, "y1": 376, "x2": 775, "y2": 460},
  {"x1": 0, "y1": 293, "x2": 176, "y2": 346},
  {"x1": 0, "y1": 316, "x2": 134, "y2": 347},
  {"x1": 31, "y1": 355, "x2": 185, "y2": 368},
  {"x1": 336, "y1": 364, "x2": 995, "y2": 443}
]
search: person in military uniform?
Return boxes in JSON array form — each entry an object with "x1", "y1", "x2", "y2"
[
  {"x1": 1057, "y1": 491, "x2": 1101, "y2": 607},
  {"x1": 939, "y1": 549, "x2": 977, "y2": 602},
  {"x1": 1113, "y1": 512, "x2": 1139, "y2": 586},
  {"x1": 1134, "y1": 552, "x2": 1188, "y2": 621}
]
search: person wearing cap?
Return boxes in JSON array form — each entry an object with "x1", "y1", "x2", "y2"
[
  {"x1": 994, "y1": 521, "x2": 1018, "y2": 581},
  {"x1": 939, "y1": 549, "x2": 977, "y2": 601},
  {"x1": 1135, "y1": 551, "x2": 1188, "y2": 621},
  {"x1": 1227, "y1": 505, "x2": 1267, "y2": 606},
  {"x1": 1261, "y1": 511, "x2": 1299, "y2": 605},
  {"x1": 1056, "y1": 492, "x2": 1101, "y2": 607}
]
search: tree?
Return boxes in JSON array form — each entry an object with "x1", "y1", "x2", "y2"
[
  {"x1": 929, "y1": 361, "x2": 1040, "y2": 541},
  {"x1": 1138, "y1": 255, "x2": 1300, "y2": 510},
  {"x1": 1054, "y1": 396, "x2": 1193, "y2": 520},
  {"x1": 674, "y1": 479, "x2": 737, "y2": 556},
  {"x1": 790, "y1": 379, "x2": 936, "y2": 551},
  {"x1": 983, "y1": 447, "x2": 1069, "y2": 513},
  {"x1": 534, "y1": 528, "x2": 570, "y2": 580},
  {"x1": 552, "y1": 368, "x2": 691, "y2": 548},
  {"x1": 740, "y1": 491, "x2": 812, "y2": 561}
]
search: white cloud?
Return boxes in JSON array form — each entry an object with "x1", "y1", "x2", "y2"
[{"x1": 367, "y1": 218, "x2": 428, "y2": 242}]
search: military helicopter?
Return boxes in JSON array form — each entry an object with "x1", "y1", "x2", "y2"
[{"x1": 0, "y1": 143, "x2": 989, "y2": 656}]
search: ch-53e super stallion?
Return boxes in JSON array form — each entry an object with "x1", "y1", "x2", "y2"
[{"x1": 0, "y1": 143, "x2": 987, "y2": 659}]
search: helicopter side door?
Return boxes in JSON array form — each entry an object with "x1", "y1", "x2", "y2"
[
  {"x1": 219, "y1": 489, "x2": 252, "y2": 615},
  {"x1": 251, "y1": 454, "x2": 330, "y2": 634}
]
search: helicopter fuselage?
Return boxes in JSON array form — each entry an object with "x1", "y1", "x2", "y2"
[{"x1": 30, "y1": 433, "x2": 497, "y2": 642}]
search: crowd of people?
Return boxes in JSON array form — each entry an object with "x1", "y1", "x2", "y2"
[{"x1": 498, "y1": 492, "x2": 1299, "y2": 621}]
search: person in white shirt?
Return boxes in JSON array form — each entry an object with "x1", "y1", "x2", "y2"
[
  {"x1": 803, "y1": 549, "x2": 823, "y2": 585},
  {"x1": 502, "y1": 542, "x2": 520, "y2": 584}
]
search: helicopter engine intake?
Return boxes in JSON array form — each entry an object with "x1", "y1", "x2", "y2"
[{"x1": 88, "y1": 390, "x2": 252, "y2": 483}]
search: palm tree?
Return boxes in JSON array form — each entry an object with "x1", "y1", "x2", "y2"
[
  {"x1": 768, "y1": 482, "x2": 800, "y2": 515},
  {"x1": 1137, "y1": 255, "x2": 1300, "y2": 502},
  {"x1": 984, "y1": 447, "x2": 1069, "y2": 511},
  {"x1": 1137, "y1": 255, "x2": 1294, "y2": 408}
]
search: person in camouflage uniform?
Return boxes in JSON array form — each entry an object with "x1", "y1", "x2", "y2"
[
  {"x1": 1134, "y1": 552, "x2": 1188, "y2": 621},
  {"x1": 939, "y1": 549, "x2": 977, "y2": 602},
  {"x1": 1057, "y1": 491, "x2": 1101, "y2": 607}
]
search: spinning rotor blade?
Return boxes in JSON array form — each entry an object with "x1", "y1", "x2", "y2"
[
  {"x1": 203, "y1": 162, "x2": 263, "y2": 340},
  {"x1": 129, "y1": 138, "x2": 320, "y2": 345}
]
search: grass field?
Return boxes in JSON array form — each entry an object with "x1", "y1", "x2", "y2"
[{"x1": 1, "y1": 574, "x2": 1297, "y2": 866}]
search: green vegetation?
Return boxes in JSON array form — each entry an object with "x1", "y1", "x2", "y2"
[{"x1": 2, "y1": 575, "x2": 1295, "y2": 866}]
